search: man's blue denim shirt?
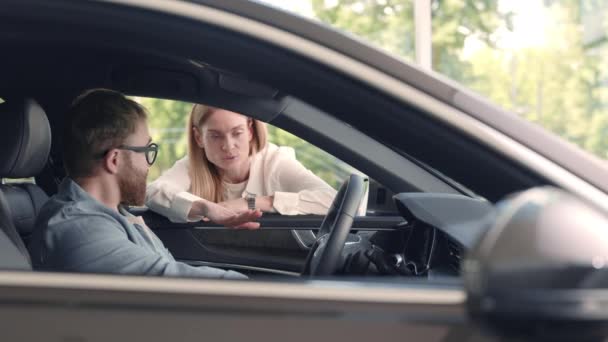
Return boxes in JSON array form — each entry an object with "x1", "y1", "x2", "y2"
[{"x1": 28, "y1": 178, "x2": 245, "y2": 279}]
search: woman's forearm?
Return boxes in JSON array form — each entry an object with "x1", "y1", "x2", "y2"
[
  {"x1": 188, "y1": 199, "x2": 209, "y2": 220},
  {"x1": 257, "y1": 195, "x2": 274, "y2": 212}
]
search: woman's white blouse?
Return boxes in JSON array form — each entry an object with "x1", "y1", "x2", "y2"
[{"x1": 145, "y1": 143, "x2": 339, "y2": 222}]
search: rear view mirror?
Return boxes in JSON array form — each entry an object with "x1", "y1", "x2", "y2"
[{"x1": 464, "y1": 187, "x2": 608, "y2": 341}]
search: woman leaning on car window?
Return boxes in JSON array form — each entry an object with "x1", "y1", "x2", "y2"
[{"x1": 145, "y1": 104, "x2": 337, "y2": 223}]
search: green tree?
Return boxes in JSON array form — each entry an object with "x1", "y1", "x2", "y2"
[
  {"x1": 135, "y1": 97, "x2": 191, "y2": 181},
  {"x1": 312, "y1": 0, "x2": 415, "y2": 60},
  {"x1": 311, "y1": 0, "x2": 512, "y2": 82},
  {"x1": 312, "y1": 0, "x2": 608, "y2": 160},
  {"x1": 466, "y1": 2, "x2": 608, "y2": 158}
]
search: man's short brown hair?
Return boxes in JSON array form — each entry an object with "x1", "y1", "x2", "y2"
[{"x1": 63, "y1": 88, "x2": 148, "y2": 178}]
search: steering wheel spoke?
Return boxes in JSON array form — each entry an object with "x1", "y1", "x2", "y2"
[{"x1": 302, "y1": 174, "x2": 367, "y2": 277}]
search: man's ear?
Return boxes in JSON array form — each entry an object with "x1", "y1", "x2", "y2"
[
  {"x1": 193, "y1": 126, "x2": 204, "y2": 148},
  {"x1": 102, "y1": 149, "x2": 120, "y2": 175}
]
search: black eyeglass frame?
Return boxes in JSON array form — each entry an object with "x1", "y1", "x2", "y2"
[{"x1": 98, "y1": 142, "x2": 159, "y2": 166}]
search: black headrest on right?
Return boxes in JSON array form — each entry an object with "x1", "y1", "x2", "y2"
[{"x1": 0, "y1": 99, "x2": 51, "y2": 178}]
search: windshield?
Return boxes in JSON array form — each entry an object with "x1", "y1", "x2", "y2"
[{"x1": 256, "y1": 0, "x2": 608, "y2": 164}]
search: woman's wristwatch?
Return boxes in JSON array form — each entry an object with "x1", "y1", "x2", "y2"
[{"x1": 246, "y1": 193, "x2": 256, "y2": 210}]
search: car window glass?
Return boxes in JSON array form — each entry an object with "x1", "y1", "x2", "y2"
[
  {"x1": 2, "y1": 178, "x2": 35, "y2": 184},
  {"x1": 133, "y1": 97, "x2": 369, "y2": 205}
]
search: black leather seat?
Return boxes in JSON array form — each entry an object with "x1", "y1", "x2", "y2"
[{"x1": 0, "y1": 98, "x2": 51, "y2": 270}]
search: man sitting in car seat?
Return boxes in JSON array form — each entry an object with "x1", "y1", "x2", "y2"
[{"x1": 29, "y1": 88, "x2": 261, "y2": 279}]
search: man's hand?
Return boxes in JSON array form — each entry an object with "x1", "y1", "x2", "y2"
[{"x1": 191, "y1": 199, "x2": 262, "y2": 229}]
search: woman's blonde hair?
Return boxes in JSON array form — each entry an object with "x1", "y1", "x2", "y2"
[{"x1": 187, "y1": 104, "x2": 268, "y2": 202}]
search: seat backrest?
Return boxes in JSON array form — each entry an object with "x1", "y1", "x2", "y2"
[
  {"x1": 0, "y1": 191, "x2": 31, "y2": 270},
  {"x1": 0, "y1": 98, "x2": 52, "y2": 269},
  {"x1": 0, "y1": 183, "x2": 49, "y2": 245}
]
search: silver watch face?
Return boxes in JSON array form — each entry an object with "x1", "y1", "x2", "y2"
[{"x1": 247, "y1": 194, "x2": 256, "y2": 210}]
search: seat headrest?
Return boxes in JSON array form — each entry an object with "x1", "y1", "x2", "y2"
[{"x1": 0, "y1": 99, "x2": 51, "y2": 178}]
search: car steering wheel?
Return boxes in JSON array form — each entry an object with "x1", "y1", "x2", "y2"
[{"x1": 302, "y1": 174, "x2": 367, "y2": 276}]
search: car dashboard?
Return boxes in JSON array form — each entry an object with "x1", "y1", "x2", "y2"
[{"x1": 338, "y1": 223, "x2": 463, "y2": 278}]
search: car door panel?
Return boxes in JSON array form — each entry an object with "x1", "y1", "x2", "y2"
[
  {"x1": 145, "y1": 211, "x2": 405, "y2": 272},
  {"x1": 0, "y1": 272, "x2": 476, "y2": 342}
]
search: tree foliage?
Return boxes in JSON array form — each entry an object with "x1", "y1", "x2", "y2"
[
  {"x1": 466, "y1": 2, "x2": 608, "y2": 158},
  {"x1": 312, "y1": 0, "x2": 511, "y2": 82},
  {"x1": 136, "y1": 97, "x2": 191, "y2": 182},
  {"x1": 312, "y1": 0, "x2": 608, "y2": 160}
]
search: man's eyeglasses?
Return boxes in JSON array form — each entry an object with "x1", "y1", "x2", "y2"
[
  {"x1": 118, "y1": 143, "x2": 159, "y2": 165},
  {"x1": 98, "y1": 143, "x2": 159, "y2": 166}
]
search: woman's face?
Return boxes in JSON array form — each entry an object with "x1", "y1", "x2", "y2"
[{"x1": 195, "y1": 109, "x2": 253, "y2": 174}]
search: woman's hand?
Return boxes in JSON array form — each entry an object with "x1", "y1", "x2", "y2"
[
  {"x1": 218, "y1": 196, "x2": 275, "y2": 213},
  {"x1": 217, "y1": 198, "x2": 248, "y2": 212},
  {"x1": 189, "y1": 199, "x2": 262, "y2": 229}
]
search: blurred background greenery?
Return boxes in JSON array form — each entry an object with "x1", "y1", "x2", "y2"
[{"x1": 271, "y1": 0, "x2": 608, "y2": 159}]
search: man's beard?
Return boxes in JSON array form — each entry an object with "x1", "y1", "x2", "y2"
[{"x1": 118, "y1": 156, "x2": 148, "y2": 206}]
